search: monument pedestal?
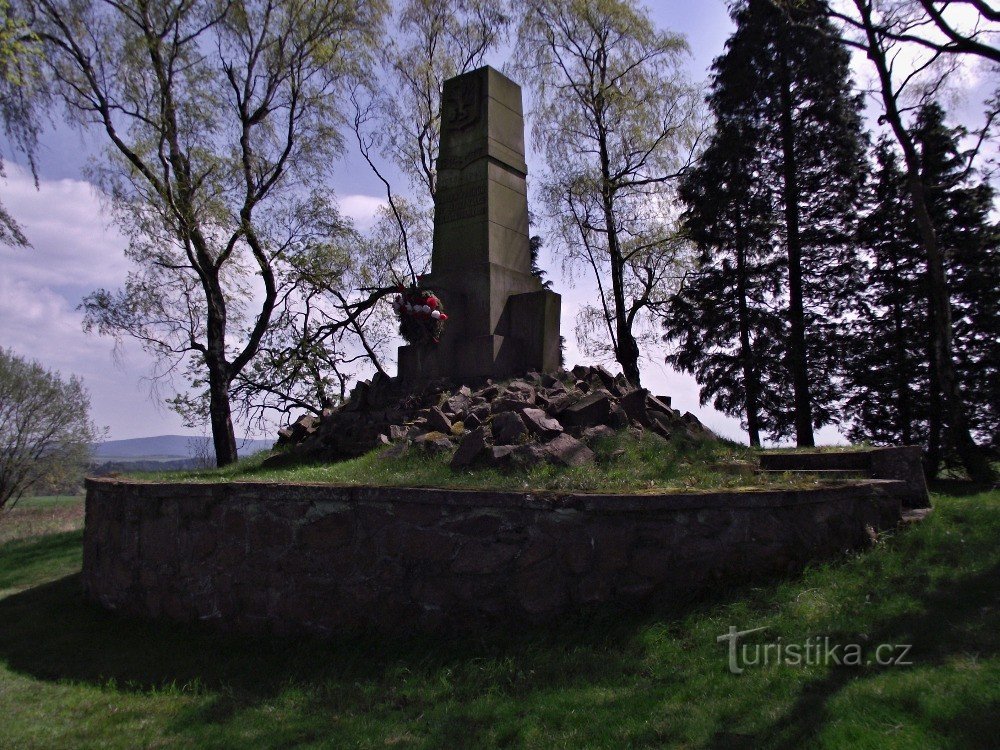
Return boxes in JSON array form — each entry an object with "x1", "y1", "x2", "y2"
[{"x1": 397, "y1": 66, "x2": 561, "y2": 385}]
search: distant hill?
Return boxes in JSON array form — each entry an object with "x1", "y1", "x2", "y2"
[{"x1": 92, "y1": 435, "x2": 273, "y2": 462}]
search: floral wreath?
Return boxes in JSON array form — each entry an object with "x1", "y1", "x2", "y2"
[{"x1": 392, "y1": 282, "x2": 449, "y2": 345}]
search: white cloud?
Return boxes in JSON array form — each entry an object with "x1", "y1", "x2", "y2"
[
  {"x1": 0, "y1": 166, "x2": 193, "y2": 441},
  {"x1": 1, "y1": 164, "x2": 130, "y2": 289},
  {"x1": 339, "y1": 193, "x2": 387, "y2": 231}
]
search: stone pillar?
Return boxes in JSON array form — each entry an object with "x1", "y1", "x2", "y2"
[{"x1": 397, "y1": 66, "x2": 561, "y2": 384}]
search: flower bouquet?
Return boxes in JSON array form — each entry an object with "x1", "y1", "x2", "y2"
[{"x1": 392, "y1": 284, "x2": 448, "y2": 345}]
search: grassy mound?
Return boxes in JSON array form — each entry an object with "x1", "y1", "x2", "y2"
[{"x1": 126, "y1": 431, "x2": 834, "y2": 493}]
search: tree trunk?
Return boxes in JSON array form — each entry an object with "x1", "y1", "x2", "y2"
[
  {"x1": 857, "y1": 0, "x2": 995, "y2": 484},
  {"x1": 889, "y1": 278, "x2": 913, "y2": 445},
  {"x1": 208, "y1": 364, "x2": 238, "y2": 467},
  {"x1": 204, "y1": 270, "x2": 238, "y2": 468},
  {"x1": 924, "y1": 297, "x2": 943, "y2": 476},
  {"x1": 735, "y1": 213, "x2": 762, "y2": 447},
  {"x1": 776, "y1": 39, "x2": 815, "y2": 447},
  {"x1": 595, "y1": 91, "x2": 642, "y2": 388}
]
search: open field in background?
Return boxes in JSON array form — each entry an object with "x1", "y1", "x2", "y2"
[
  {"x1": 0, "y1": 486, "x2": 997, "y2": 748},
  {"x1": 0, "y1": 495, "x2": 85, "y2": 546}
]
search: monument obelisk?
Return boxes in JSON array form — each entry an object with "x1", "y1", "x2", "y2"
[{"x1": 397, "y1": 66, "x2": 561, "y2": 384}]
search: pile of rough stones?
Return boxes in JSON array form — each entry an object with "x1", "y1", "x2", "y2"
[{"x1": 271, "y1": 365, "x2": 716, "y2": 472}]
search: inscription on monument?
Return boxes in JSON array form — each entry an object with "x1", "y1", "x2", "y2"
[{"x1": 435, "y1": 183, "x2": 487, "y2": 224}]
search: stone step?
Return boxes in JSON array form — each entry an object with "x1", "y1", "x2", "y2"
[
  {"x1": 758, "y1": 447, "x2": 930, "y2": 509},
  {"x1": 757, "y1": 468, "x2": 869, "y2": 479},
  {"x1": 759, "y1": 452, "x2": 870, "y2": 472}
]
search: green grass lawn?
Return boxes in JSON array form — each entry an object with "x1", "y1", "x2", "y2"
[
  {"x1": 0, "y1": 488, "x2": 997, "y2": 749},
  {"x1": 129, "y1": 433, "x2": 833, "y2": 494}
]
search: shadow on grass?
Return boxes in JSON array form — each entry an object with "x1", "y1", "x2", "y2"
[
  {"x1": 707, "y1": 558, "x2": 1000, "y2": 750},
  {"x1": 929, "y1": 478, "x2": 997, "y2": 498},
  {"x1": 0, "y1": 571, "x2": 664, "y2": 697},
  {"x1": 0, "y1": 531, "x2": 83, "y2": 590}
]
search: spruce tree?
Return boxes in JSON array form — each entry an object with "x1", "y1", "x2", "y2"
[
  {"x1": 665, "y1": 0, "x2": 868, "y2": 445},
  {"x1": 913, "y1": 104, "x2": 999, "y2": 463},
  {"x1": 843, "y1": 139, "x2": 930, "y2": 447},
  {"x1": 844, "y1": 106, "x2": 999, "y2": 469}
]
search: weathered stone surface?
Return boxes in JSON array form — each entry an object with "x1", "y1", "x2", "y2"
[
  {"x1": 380, "y1": 442, "x2": 409, "y2": 460},
  {"x1": 547, "y1": 392, "x2": 577, "y2": 413},
  {"x1": 492, "y1": 384, "x2": 536, "y2": 413},
  {"x1": 559, "y1": 391, "x2": 613, "y2": 427},
  {"x1": 760, "y1": 446, "x2": 930, "y2": 509},
  {"x1": 520, "y1": 407, "x2": 563, "y2": 437},
  {"x1": 425, "y1": 437, "x2": 455, "y2": 454},
  {"x1": 396, "y1": 66, "x2": 562, "y2": 383},
  {"x1": 84, "y1": 478, "x2": 906, "y2": 637},
  {"x1": 425, "y1": 406, "x2": 453, "y2": 434},
  {"x1": 619, "y1": 388, "x2": 652, "y2": 426},
  {"x1": 647, "y1": 395, "x2": 674, "y2": 416},
  {"x1": 487, "y1": 445, "x2": 517, "y2": 465},
  {"x1": 451, "y1": 427, "x2": 487, "y2": 469},
  {"x1": 452, "y1": 541, "x2": 518, "y2": 574},
  {"x1": 492, "y1": 411, "x2": 527, "y2": 444},
  {"x1": 415, "y1": 430, "x2": 449, "y2": 444},
  {"x1": 512, "y1": 442, "x2": 547, "y2": 468},
  {"x1": 544, "y1": 433, "x2": 596, "y2": 467},
  {"x1": 649, "y1": 413, "x2": 675, "y2": 439},
  {"x1": 582, "y1": 425, "x2": 616, "y2": 443}
]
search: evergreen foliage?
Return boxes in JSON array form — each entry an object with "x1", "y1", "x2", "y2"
[
  {"x1": 665, "y1": 0, "x2": 868, "y2": 445},
  {"x1": 843, "y1": 139, "x2": 928, "y2": 447},
  {"x1": 844, "y1": 106, "x2": 999, "y2": 459}
]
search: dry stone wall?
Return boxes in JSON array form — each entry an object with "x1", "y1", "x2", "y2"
[{"x1": 83, "y1": 478, "x2": 904, "y2": 636}]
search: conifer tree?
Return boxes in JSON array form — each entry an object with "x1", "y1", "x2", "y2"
[
  {"x1": 913, "y1": 103, "x2": 1000, "y2": 463},
  {"x1": 843, "y1": 139, "x2": 929, "y2": 447},
  {"x1": 665, "y1": 0, "x2": 868, "y2": 445},
  {"x1": 667, "y1": 113, "x2": 784, "y2": 447},
  {"x1": 844, "y1": 106, "x2": 998, "y2": 469}
]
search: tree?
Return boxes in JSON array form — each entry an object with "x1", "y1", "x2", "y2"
[
  {"x1": 665, "y1": 0, "x2": 868, "y2": 445},
  {"x1": 913, "y1": 103, "x2": 1000, "y2": 458},
  {"x1": 841, "y1": 0, "x2": 1000, "y2": 64},
  {"x1": 0, "y1": 348, "x2": 99, "y2": 512},
  {"x1": 817, "y1": 0, "x2": 996, "y2": 481},
  {"x1": 25, "y1": 0, "x2": 386, "y2": 466},
  {"x1": 842, "y1": 138, "x2": 930, "y2": 447},
  {"x1": 666, "y1": 96, "x2": 785, "y2": 447},
  {"x1": 845, "y1": 112, "x2": 1000, "y2": 462},
  {"x1": 0, "y1": 0, "x2": 44, "y2": 247},
  {"x1": 380, "y1": 0, "x2": 509, "y2": 202},
  {"x1": 511, "y1": 0, "x2": 702, "y2": 387},
  {"x1": 225, "y1": 0, "x2": 511, "y2": 431}
]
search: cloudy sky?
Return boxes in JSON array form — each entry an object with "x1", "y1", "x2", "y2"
[{"x1": 0, "y1": 0, "x2": 994, "y2": 445}]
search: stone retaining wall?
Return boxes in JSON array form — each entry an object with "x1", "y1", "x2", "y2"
[{"x1": 83, "y1": 479, "x2": 904, "y2": 635}]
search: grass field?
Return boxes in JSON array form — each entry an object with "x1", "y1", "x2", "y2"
[{"x1": 0, "y1": 488, "x2": 997, "y2": 749}]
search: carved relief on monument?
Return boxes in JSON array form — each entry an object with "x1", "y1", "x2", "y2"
[{"x1": 443, "y1": 76, "x2": 481, "y2": 131}]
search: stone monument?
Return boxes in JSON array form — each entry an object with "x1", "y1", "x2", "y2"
[{"x1": 397, "y1": 66, "x2": 561, "y2": 384}]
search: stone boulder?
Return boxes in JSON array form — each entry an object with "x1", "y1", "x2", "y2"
[{"x1": 272, "y1": 363, "x2": 713, "y2": 470}]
